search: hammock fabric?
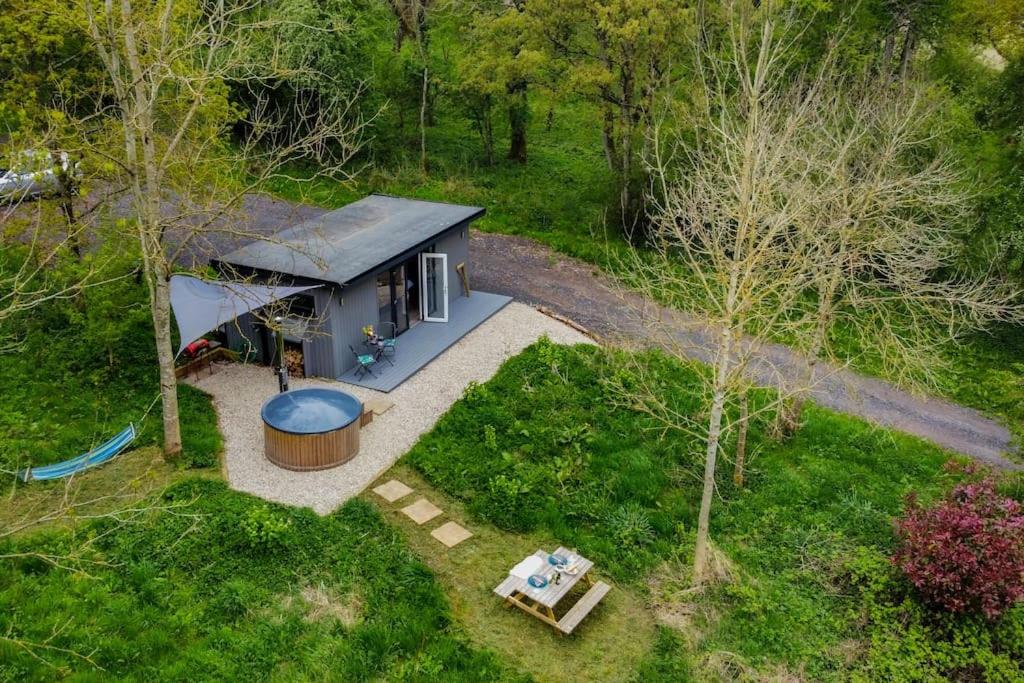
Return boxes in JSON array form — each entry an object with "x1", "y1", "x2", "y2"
[{"x1": 19, "y1": 424, "x2": 137, "y2": 482}]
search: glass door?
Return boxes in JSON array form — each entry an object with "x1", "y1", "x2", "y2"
[
  {"x1": 420, "y1": 252, "x2": 448, "y2": 322},
  {"x1": 377, "y1": 266, "x2": 409, "y2": 335}
]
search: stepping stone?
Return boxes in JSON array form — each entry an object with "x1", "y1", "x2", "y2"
[
  {"x1": 373, "y1": 479, "x2": 413, "y2": 503},
  {"x1": 431, "y1": 521, "x2": 473, "y2": 548},
  {"x1": 401, "y1": 498, "x2": 443, "y2": 525},
  {"x1": 365, "y1": 398, "x2": 395, "y2": 415}
]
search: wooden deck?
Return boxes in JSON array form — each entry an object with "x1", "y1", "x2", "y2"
[{"x1": 336, "y1": 291, "x2": 512, "y2": 392}]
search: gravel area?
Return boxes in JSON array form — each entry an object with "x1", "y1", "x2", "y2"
[{"x1": 195, "y1": 302, "x2": 593, "y2": 514}]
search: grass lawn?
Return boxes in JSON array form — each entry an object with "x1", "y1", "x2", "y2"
[
  {"x1": 0, "y1": 478, "x2": 527, "y2": 682},
  {"x1": 363, "y1": 463, "x2": 657, "y2": 683}
]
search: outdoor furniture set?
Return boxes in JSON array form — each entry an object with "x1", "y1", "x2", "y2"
[
  {"x1": 493, "y1": 546, "x2": 610, "y2": 635},
  {"x1": 351, "y1": 323, "x2": 398, "y2": 378}
]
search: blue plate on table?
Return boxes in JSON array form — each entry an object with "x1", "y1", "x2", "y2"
[
  {"x1": 527, "y1": 574, "x2": 548, "y2": 589},
  {"x1": 547, "y1": 554, "x2": 567, "y2": 567}
]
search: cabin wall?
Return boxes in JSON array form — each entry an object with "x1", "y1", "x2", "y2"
[
  {"x1": 434, "y1": 221, "x2": 470, "y2": 303},
  {"x1": 331, "y1": 277, "x2": 378, "y2": 376},
  {"x1": 224, "y1": 311, "x2": 268, "y2": 362},
  {"x1": 302, "y1": 286, "x2": 339, "y2": 378},
  {"x1": 218, "y1": 214, "x2": 480, "y2": 380}
]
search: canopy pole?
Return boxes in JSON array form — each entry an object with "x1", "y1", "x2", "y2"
[{"x1": 274, "y1": 316, "x2": 289, "y2": 393}]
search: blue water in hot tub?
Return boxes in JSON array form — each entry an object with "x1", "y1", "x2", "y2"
[{"x1": 260, "y1": 388, "x2": 362, "y2": 435}]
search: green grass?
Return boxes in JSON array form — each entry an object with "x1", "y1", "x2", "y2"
[
  {"x1": 0, "y1": 446, "x2": 219, "y2": 538},
  {"x1": 401, "y1": 340, "x2": 1024, "y2": 680},
  {"x1": 0, "y1": 478, "x2": 527, "y2": 681}
]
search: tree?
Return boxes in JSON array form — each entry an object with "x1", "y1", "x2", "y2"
[
  {"x1": 528, "y1": 0, "x2": 690, "y2": 230},
  {"x1": 385, "y1": 0, "x2": 433, "y2": 170},
  {"x1": 616, "y1": 4, "x2": 1024, "y2": 584},
  {"x1": 457, "y1": 1, "x2": 543, "y2": 164},
  {"x1": 612, "y1": 5, "x2": 827, "y2": 584},
  {"x1": 73, "y1": 0, "x2": 364, "y2": 459},
  {"x1": 776, "y1": 77, "x2": 1024, "y2": 433}
]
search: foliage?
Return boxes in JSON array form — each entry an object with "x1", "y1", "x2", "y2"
[
  {"x1": 241, "y1": 505, "x2": 294, "y2": 552},
  {"x1": 893, "y1": 465, "x2": 1024, "y2": 618},
  {"x1": 845, "y1": 546, "x2": 1024, "y2": 681},
  {"x1": 0, "y1": 0, "x2": 101, "y2": 129},
  {"x1": 606, "y1": 503, "x2": 656, "y2": 549},
  {"x1": 0, "y1": 479, "x2": 525, "y2": 680}
]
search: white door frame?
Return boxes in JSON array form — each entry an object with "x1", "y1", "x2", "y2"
[{"x1": 420, "y1": 252, "x2": 448, "y2": 322}]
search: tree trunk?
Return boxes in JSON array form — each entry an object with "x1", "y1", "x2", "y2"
[
  {"x1": 619, "y1": 69, "x2": 635, "y2": 227},
  {"x1": 898, "y1": 24, "x2": 916, "y2": 81},
  {"x1": 601, "y1": 103, "x2": 618, "y2": 172},
  {"x1": 733, "y1": 389, "x2": 749, "y2": 488},
  {"x1": 693, "y1": 327, "x2": 732, "y2": 585},
  {"x1": 151, "y1": 268, "x2": 182, "y2": 458},
  {"x1": 476, "y1": 96, "x2": 495, "y2": 165},
  {"x1": 507, "y1": 79, "x2": 528, "y2": 163},
  {"x1": 60, "y1": 193, "x2": 80, "y2": 258},
  {"x1": 419, "y1": 63, "x2": 429, "y2": 172},
  {"x1": 881, "y1": 31, "x2": 895, "y2": 76}
]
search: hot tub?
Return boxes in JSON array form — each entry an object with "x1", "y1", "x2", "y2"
[{"x1": 261, "y1": 388, "x2": 362, "y2": 471}]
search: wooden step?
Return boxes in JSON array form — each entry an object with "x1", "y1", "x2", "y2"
[{"x1": 557, "y1": 581, "x2": 610, "y2": 635}]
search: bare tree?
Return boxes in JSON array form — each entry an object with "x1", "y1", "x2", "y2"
[
  {"x1": 612, "y1": 5, "x2": 827, "y2": 585},
  {"x1": 776, "y1": 78, "x2": 1024, "y2": 433},
  {"x1": 75, "y1": 0, "x2": 366, "y2": 459}
]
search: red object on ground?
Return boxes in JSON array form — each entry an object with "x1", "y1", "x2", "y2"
[{"x1": 184, "y1": 338, "x2": 210, "y2": 358}]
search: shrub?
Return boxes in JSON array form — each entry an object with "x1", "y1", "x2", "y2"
[
  {"x1": 846, "y1": 546, "x2": 1024, "y2": 682},
  {"x1": 241, "y1": 505, "x2": 293, "y2": 552},
  {"x1": 892, "y1": 468, "x2": 1024, "y2": 619},
  {"x1": 607, "y1": 503, "x2": 656, "y2": 548}
]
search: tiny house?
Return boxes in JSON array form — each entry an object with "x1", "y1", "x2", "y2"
[{"x1": 214, "y1": 194, "x2": 509, "y2": 389}]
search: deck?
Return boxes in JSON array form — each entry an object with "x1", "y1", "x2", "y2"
[{"x1": 337, "y1": 291, "x2": 512, "y2": 392}]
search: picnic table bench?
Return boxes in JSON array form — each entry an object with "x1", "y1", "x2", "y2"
[{"x1": 493, "y1": 546, "x2": 611, "y2": 635}]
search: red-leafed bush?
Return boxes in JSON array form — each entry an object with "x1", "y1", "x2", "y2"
[{"x1": 892, "y1": 466, "x2": 1024, "y2": 619}]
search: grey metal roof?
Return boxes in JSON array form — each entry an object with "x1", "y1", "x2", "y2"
[{"x1": 215, "y1": 194, "x2": 484, "y2": 286}]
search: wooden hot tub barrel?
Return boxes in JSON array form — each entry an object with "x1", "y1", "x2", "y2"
[{"x1": 260, "y1": 388, "x2": 362, "y2": 471}]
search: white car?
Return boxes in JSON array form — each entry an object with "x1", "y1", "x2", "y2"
[{"x1": 0, "y1": 150, "x2": 79, "y2": 203}]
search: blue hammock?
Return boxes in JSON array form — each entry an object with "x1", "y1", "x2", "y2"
[{"x1": 19, "y1": 424, "x2": 137, "y2": 482}]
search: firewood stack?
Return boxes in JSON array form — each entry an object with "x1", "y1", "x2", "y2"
[{"x1": 284, "y1": 348, "x2": 305, "y2": 378}]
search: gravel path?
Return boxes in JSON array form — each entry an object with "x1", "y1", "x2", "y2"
[
  {"x1": 195, "y1": 302, "x2": 593, "y2": 513},
  {"x1": 471, "y1": 232, "x2": 1021, "y2": 470}
]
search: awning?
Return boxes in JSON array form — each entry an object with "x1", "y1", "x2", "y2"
[{"x1": 169, "y1": 274, "x2": 318, "y2": 354}]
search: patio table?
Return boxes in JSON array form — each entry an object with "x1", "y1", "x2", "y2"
[
  {"x1": 362, "y1": 337, "x2": 390, "y2": 364},
  {"x1": 494, "y1": 546, "x2": 595, "y2": 629}
]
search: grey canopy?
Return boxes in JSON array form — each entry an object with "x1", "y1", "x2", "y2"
[{"x1": 169, "y1": 274, "x2": 317, "y2": 354}]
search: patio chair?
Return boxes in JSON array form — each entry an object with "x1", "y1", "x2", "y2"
[
  {"x1": 349, "y1": 345, "x2": 378, "y2": 378},
  {"x1": 377, "y1": 321, "x2": 398, "y2": 366}
]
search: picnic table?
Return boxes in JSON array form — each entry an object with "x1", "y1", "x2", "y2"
[{"x1": 493, "y1": 546, "x2": 611, "y2": 635}]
